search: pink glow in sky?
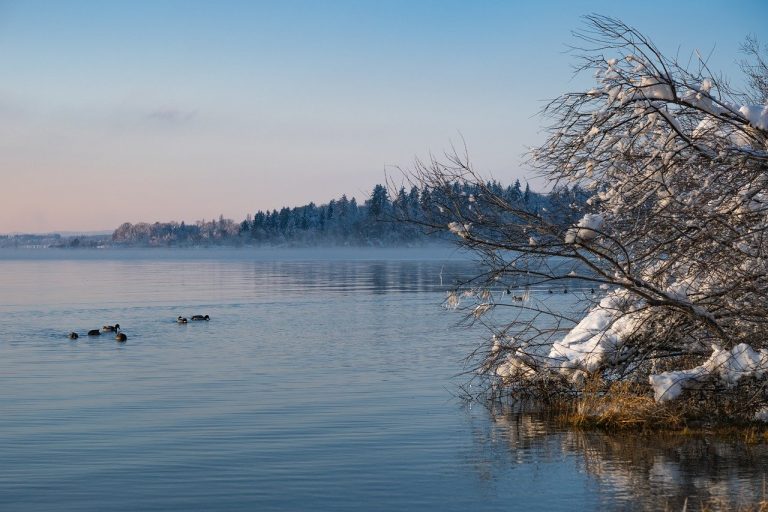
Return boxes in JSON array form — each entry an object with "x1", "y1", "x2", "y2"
[{"x1": 1, "y1": 0, "x2": 765, "y2": 232}]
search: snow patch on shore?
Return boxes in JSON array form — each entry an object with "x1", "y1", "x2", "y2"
[{"x1": 649, "y1": 344, "x2": 768, "y2": 402}]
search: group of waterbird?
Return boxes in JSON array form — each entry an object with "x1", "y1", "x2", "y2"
[
  {"x1": 67, "y1": 315, "x2": 210, "y2": 342},
  {"x1": 503, "y1": 287, "x2": 596, "y2": 299},
  {"x1": 543, "y1": 288, "x2": 595, "y2": 294},
  {"x1": 67, "y1": 324, "x2": 125, "y2": 342},
  {"x1": 176, "y1": 315, "x2": 210, "y2": 324}
]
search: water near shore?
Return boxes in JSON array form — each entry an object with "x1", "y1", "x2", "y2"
[{"x1": 0, "y1": 248, "x2": 765, "y2": 511}]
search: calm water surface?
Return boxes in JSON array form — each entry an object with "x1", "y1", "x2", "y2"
[{"x1": 0, "y1": 248, "x2": 766, "y2": 511}]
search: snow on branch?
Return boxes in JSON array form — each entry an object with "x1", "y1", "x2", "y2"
[{"x1": 405, "y1": 15, "x2": 768, "y2": 420}]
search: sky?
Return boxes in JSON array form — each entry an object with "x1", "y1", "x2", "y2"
[{"x1": 0, "y1": 0, "x2": 766, "y2": 233}]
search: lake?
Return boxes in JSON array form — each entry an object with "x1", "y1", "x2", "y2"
[{"x1": 0, "y1": 248, "x2": 766, "y2": 511}]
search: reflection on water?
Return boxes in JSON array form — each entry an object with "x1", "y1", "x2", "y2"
[
  {"x1": 0, "y1": 255, "x2": 476, "y2": 311},
  {"x1": 0, "y1": 249, "x2": 766, "y2": 511},
  {"x1": 478, "y1": 406, "x2": 768, "y2": 510}
]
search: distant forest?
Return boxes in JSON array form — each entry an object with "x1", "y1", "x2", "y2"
[
  {"x1": 0, "y1": 181, "x2": 588, "y2": 249},
  {"x1": 109, "y1": 181, "x2": 589, "y2": 247}
]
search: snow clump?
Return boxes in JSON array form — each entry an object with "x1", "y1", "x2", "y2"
[
  {"x1": 739, "y1": 104, "x2": 768, "y2": 131},
  {"x1": 448, "y1": 222, "x2": 472, "y2": 239},
  {"x1": 565, "y1": 214, "x2": 604, "y2": 244},
  {"x1": 649, "y1": 344, "x2": 768, "y2": 402}
]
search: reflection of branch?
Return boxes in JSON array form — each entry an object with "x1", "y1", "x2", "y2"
[{"x1": 473, "y1": 410, "x2": 768, "y2": 510}]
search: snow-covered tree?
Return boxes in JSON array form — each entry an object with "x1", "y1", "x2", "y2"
[{"x1": 410, "y1": 16, "x2": 768, "y2": 421}]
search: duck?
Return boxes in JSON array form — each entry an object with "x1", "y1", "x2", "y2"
[
  {"x1": 115, "y1": 332, "x2": 127, "y2": 342},
  {"x1": 88, "y1": 329, "x2": 101, "y2": 336},
  {"x1": 177, "y1": 316, "x2": 188, "y2": 324},
  {"x1": 190, "y1": 315, "x2": 210, "y2": 321},
  {"x1": 68, "y1": 332, "x2": 79, "y2": 340},
  {"x1": 102, "y1": 324, "x2": 120, "y2": 332}
]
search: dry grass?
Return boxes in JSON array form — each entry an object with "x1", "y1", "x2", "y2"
[
  {"x1": 554, "y1": 378, "x2": 768, "y2": 441},
  {"x1": 558, "y1": 380, "x2": 684, "y2": 430}
]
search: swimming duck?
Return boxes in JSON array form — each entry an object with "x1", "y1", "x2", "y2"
[
  {"x1": 115, "y1": 332, "x2": 127, "y2": 342},
  {"x1": 177, "y1": 316, "x2": 188, "y2": 324},
  {"x1": 68, "y1": 332, "x2": 79, "y2": 340},
  {"x1": 102, "y1": 324, "x2": 120, "y2": 332},
  {"x1": 88, "y1": 329, "x2": 101, "y2": 336},
  {"x1": 190, "y1": 315, "x2": 210, "y2": 321}
]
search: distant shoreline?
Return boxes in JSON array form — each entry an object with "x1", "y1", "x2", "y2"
[{"x1": 0, "y1": 244, "x2": 471, "y2": 261}]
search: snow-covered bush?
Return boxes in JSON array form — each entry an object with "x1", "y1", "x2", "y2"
[{"x1": 409, "y1": 16, "x2": 768, "y2": 421}]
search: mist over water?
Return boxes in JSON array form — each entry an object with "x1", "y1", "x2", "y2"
[{"x1": 0, "y1": 248, "x2": 765, "y2": 511}]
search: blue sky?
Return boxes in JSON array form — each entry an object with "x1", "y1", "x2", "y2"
[{"x1": 1, "y1": 0, "x2": 766, "y2": 232}]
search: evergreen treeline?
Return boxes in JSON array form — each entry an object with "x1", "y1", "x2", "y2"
[{"x1": 110, "y1": 181, "x2": 589, "y2": 247}]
